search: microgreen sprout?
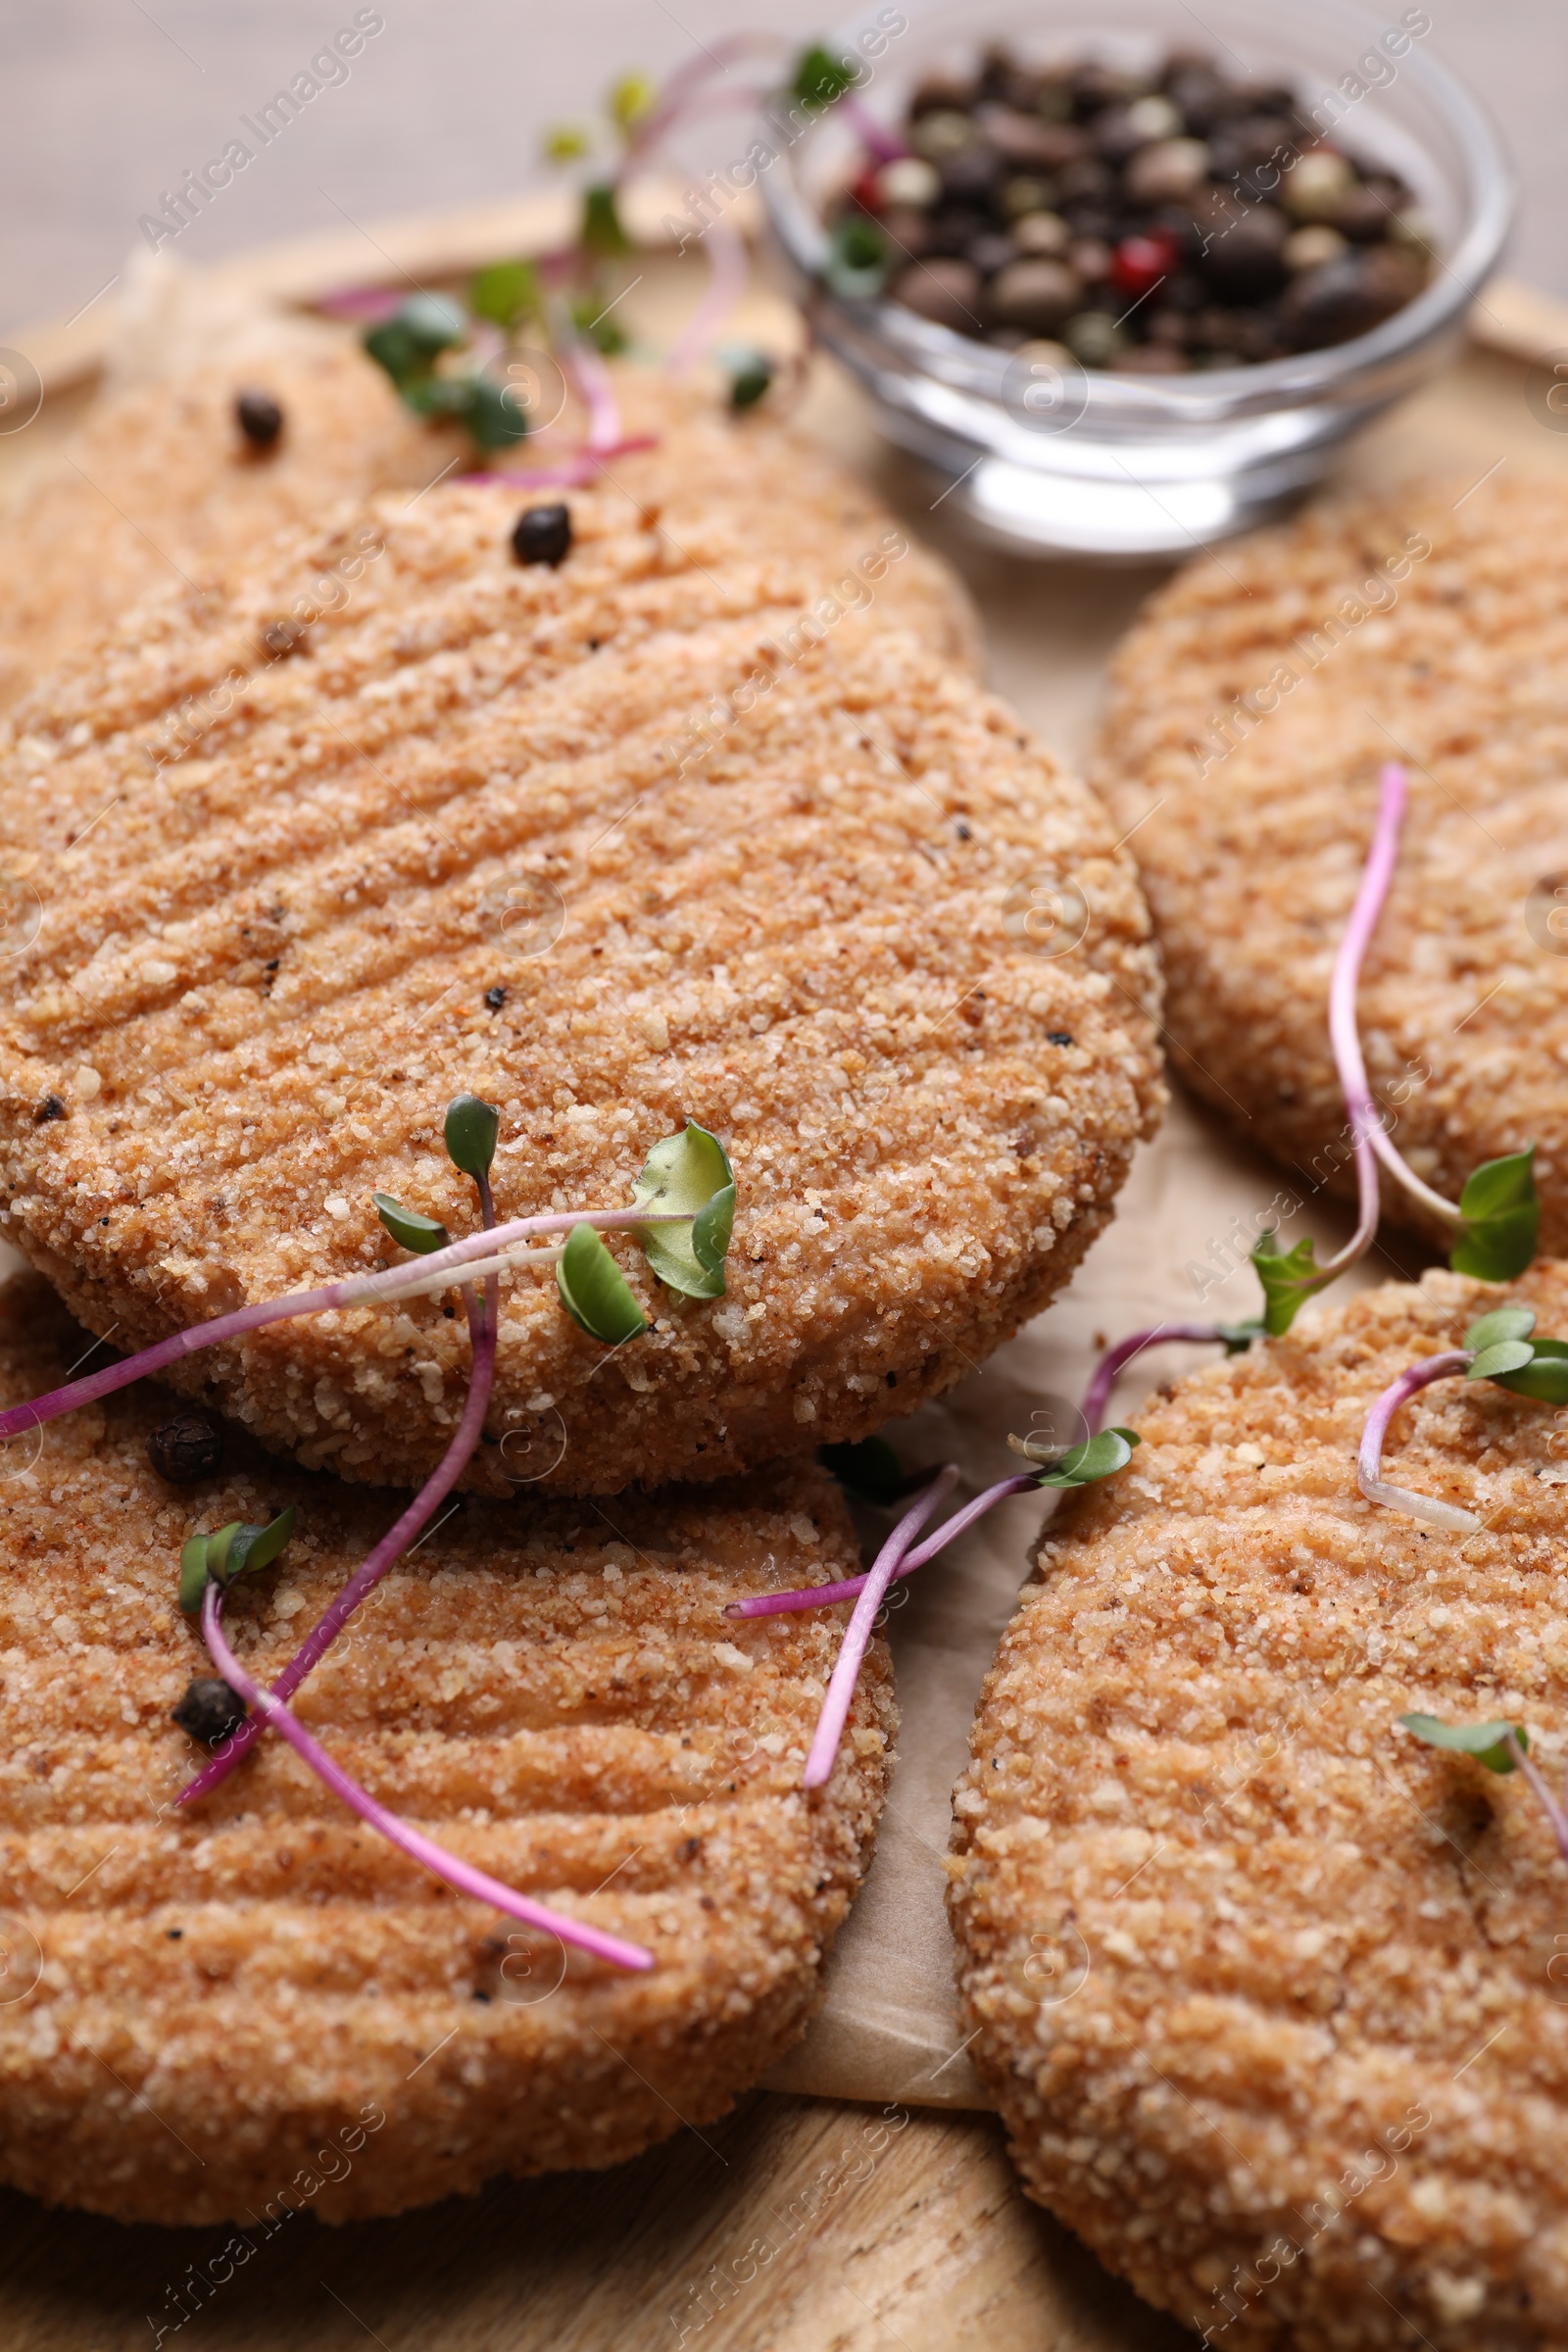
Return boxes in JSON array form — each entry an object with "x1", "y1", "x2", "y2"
[
  {"x1": 162, "y1": 1093, "x2": 720, "y2": 1973},
  {"x1": 0, "y1": 1115, "x2": 733, "y2": 1447},
  {"x1": 1079, "y1": 1321, "x2": 1260, "y2": 1436},
  {"x1": 195, "y1": 1571, "x2": 652, "y2": 1971},
  {"x1": 737, "y1": 1427, "x2": 1140, "y2": 1788},
  {"x1": 1356, "y1": 1303, "x2": 1568, "y2": 1530},
  {"x1": 1398, "y1": 1713, "x2": 1568, "y2": 1870},
  {"x1": 178, "y1": 1505, "x2": 296, "y2": 1615},
  {"x1": 355, "y1": 38, "x2": 871, "y2": 468},
  {"x1": 1250, "y1": 763, "x2": 1540, "y2": 1337},
  {"x1": 557, "y1": 1222, "x2": 647, "y2": 1346},
  {"x1": 10, "y1": 1090, "x2": 730, "y2": 1979},
  {"x1": 718, "y1": 346, "x2": 777, "y2": 413}
]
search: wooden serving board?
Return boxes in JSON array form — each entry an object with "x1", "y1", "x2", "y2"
[{"x1": 4, "y1": 201, "x2": 1568, "y2": 2351}]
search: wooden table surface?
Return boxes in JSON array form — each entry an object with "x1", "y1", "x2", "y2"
[{"x1": 4, "y1": 202, "x2": 1568, "y2": 2352}]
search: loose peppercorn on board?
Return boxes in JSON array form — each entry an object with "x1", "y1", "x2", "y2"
[
  {"x1": 951, "y1": 1262, "x2": 1568, "y2": 2351},
  {"x1": 0, "y1": 1274, "x2": 893, "y2": 2227},
  {"x1": 1093, "y1": 469, "x2": 1568, "y2": 1259},
  {"x1": 0, "y1": 481, "x2": 1159, "y2": 1498}
]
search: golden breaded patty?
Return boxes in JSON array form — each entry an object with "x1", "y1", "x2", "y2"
[
  {"x1": 0, "y1": 481, "x2": 1159, "y2": 1495},
  {"x1": 0, "y1": 1275, "x2": 891, "y2": 2227},
  {"x1": 0, "y1": 342, "x2": 975, "y2": 710},
  {"x1": 1095, "y1": 472, "x2": 1568, "y2": 1252},
  {"x1": 950, "y1": 1263, "x2": 1568, "y2": 2349}
]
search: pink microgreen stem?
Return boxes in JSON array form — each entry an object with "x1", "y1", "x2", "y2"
[
  {"x1": 842, "y1": 93, "x2": 907, "y2": 164},
  {"x1": 729, "y1": 1472, "x2": 1036, "y2": 1620},
  {"x1": 1317, "y1": 760, "x2": 1415, "y2": 1281},
  {"x1": 1335, "y1": 763, "x2": 1462, "y2": 1231},
  {"x1": 666, "y1": 214, "x2": 750, "y2": 373},
  {"x1": 1507, "y1": 1732, "x2": 1568, "y2": 1867},
  {"x1": 1357, "y1": 1351, "x2": 1480, "y2": 1530},
  {"x1": 621, "y1": 36, "x2": 785, "y2": 164},
  {"x1": 461, "y1": 435, "x2": 658, "y2": 490},
  {"x1": 199, "y1": 1583, "x2": 651, "y2": 1972},
  {"x1": 801, "y1": 1468, "x2": 957, "y2": 1789},
  {"x1": 0, "y1": 1205, "x2": 686, "y2": 1446},
  {"x1": 561, "y1": 333, "x2": 625, "y2": 452},
  {"x1": 1083, "y1": 1323, "x2": 1232, "y2": 1436},
  {"x1": 177, "y1": 1277, "x2": 499, "y2": 1805},
  {"x1": 317, "y1": 284, "x2": 404, "y2": 321}
]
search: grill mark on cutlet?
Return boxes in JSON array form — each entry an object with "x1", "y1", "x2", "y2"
[
  {"x1": 0, "y1": 1285, "x2": 888, "y2": 2110},
  {"x1": 0, "y1": 477, "x2": 1158, "y2": 1496}
]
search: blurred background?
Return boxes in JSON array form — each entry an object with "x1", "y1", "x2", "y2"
[{"x1": 4, "y1": 0, "x2": 1565, "y2": 336}]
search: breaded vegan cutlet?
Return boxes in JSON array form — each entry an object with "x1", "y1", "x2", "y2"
[
  {"x1": 951, "y1": 1263, "x2": 1568, "y2": 2350},
  {"x1": 0, "y1": 1275, "x2": 892, "y2": 2227},
  {"x1": 1095, "y1": 471, "x2": 1568, "y2": 1254},
  {"x1": 0, "y1": 477, "x2": 1160, "y2": 1495},
  {"x1": 0, "y1": 341, "x2": 976, "y2": 712}
]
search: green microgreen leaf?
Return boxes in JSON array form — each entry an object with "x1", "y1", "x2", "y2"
[
  {"x1": 203, "y1": 1520, "x2": 243, "y2": 1585},
  {"x1": 542, "y1": 122, "x2": 592, "y2": 164},
  {"x1": 398, "y1": 374, "x2": 474, "y2": 422},
  {"x1": 1492, "y1": 1335, "x2": 1568, "y2": 1403},
  {"x1": 720, "y1": 346, "x2": 776, "y2": 412},
  {"x1": 363, "y1": 295, "x2": 467, "y2": 389},
  {"x1": 463, "y1": 377, "x2": 531, "y2": 449},
  {"x1": 176, "y1": 1507, "x2": 296, "y2": 1614},
  {"x1": 582, "y1": 182, "x2": 631, "y2": 258},
  {"x1": 794, "y1": 42, "x2": 857, "y2": 110},
  {"x1": 225, "y1": 1506, "x2": 297, "y2": 1583},
  {"x1": 1216, "y1": 1320, "x2": 1264, "y2": 1355},
  {"x1": 179, "y1": 1532, "x2": 216, "y2": 1615},
  {"x1": 632, "y1": 1121, "x2": 736, "y2": 1298},
  {"x1": 1018, "y1": 1427, "x2": 1142, "y2": 1488},
  {"x1": 1251, "y1": 1230, "x2": 1336, "y2": 1337},
  {"x1": 443, "y1": 1094, "x2": 500, "y2": 1178},
  {"x1": 823, "y1": 211, "x2": 890, "y2": 301},
  {"x1": 373, "y1": 1193, "x2": 450, "y2": 1255},
  {"x1": 468, "y1": 258, "x2": 540, "y2": 331},
  {"x1": 818, "y1": 1437, "x2": 907, "y2": 1506},
  {"x1": 1464, "y1": 1306, "x2": 1536, "y2": 1351},
  {"x1": 1399, "y1": 1711, "x2": 1526, "y2": 1775},
  {"x1": 1449, "y1": 1146, "x2": 1540, "y2": 1282},
  {"x1": 569, "y1": 296, "x2": 629, "y2": 357},
  {"x1": 609, "y1": 72, "x2": 656, "y2": 132},
  {"x1": 557, "y1": 1222, "x2": 648, "y2": 1345},
  {"x1": 1466, "y1": 1340, "x2": 1538, "y2": 1383}
]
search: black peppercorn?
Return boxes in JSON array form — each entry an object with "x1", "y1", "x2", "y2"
[
  {"x1": 484, "y1": 984, "x2": 508, "y2": 1011},
  {"x1": 148, "y1": 1410, "x2": 223, "y2": 1485},
  {"x1": 172, "y1": 1676, "x2": 248, "y2": 1748},
  {"x1": 838, "y1": 39, "x2": 1432, "y2": 372},
  {"x1": 511, "y1": 504, "x2": 572, "y2": 566},
  {"x1": 33, "y1": 1095, "x2": 65, "y2": 1124},
  {"x1": 1047, "y1": 1030, "x2": 1075, "y2": 1047},
  {"x1": 235, "y1": 388, "x2": 284, "y2": 450}
]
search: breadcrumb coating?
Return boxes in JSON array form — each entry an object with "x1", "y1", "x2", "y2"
[
  {"x1": 951, "y1": 1262, "x2": 1568, "y2": 2350},
  {"x1": 1095, "y1": 473, "x2": 1568, "y2": 1251},
  {"x1": 0, "y1": 466, "x2": 1159, "y2": 1494},
  {"x1": 0, "y1": 1276, "x2": 892, "y2": 2227},
  {"x1": 0, "y1": 344, "x2": 977, "y2": 711}
]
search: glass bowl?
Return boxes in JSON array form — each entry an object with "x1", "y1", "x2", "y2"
[{"x1": 761, "y1": 0, "x2": 1512, "y2": 557}]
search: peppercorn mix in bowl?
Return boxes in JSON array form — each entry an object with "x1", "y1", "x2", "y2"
[{"x1": 763, "y1": 0, "x2": 1509, "y2": 555}]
